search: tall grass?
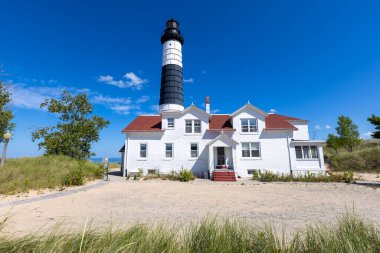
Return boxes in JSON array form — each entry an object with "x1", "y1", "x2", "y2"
[
  {"x1": 0, "y1": 214, "x2": 379, "y2": 252},
  {"x1": 0, "y1": 155, "x2": 103, "y2": 195}
]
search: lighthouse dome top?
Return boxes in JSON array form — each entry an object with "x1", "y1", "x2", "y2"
[{"x1": 161, "y1": 18, "x2": 184, "y2": 45}]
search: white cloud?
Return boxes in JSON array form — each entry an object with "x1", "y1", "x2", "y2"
[
  {"x1": 91, "y1": 95, "x2": 144, "y2": 115},
  {"x1": 325, "y1": 125, "x2": 331, "y2": 129},
  {"x1": 315, "y1": 125, "x2": 322, "y2": 130},
  {"x1": 109, "y1": 105, "x2": 139, "y2": 115},
  {"x1": 211, "y1": 109, "x2": 220, "y2": 114},
  {"x1": 136, "y1": 95, "x2": 150, "y2": 104},
  {"x1": 97, "y1": 75, "x2": 125, "y2": 88},
  {"x1": 98, "y1": 72, "x2": 148, "y2": 90},
  {"x1": 92, "y1": 95, "x2": 132, "y2": 105},
  {"x1": 202, "y1": 70, "x2": 206, "y2": 74},
  {"x1": 363, "y1": 132, "x2": 373, "y2": 139},
  {"x1": 10, "y1": 83, "x2": 65, "y2": 110},
  {"x1": 183, "y1": 78, "x2": 194, "y2": 83},
  {"x1": 270, "y1": 108, "x2": 277, "y2": 113}
]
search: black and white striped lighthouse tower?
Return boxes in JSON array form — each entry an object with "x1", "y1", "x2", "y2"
[{"x1": 159, "y1": 19, "x2": 185, "y2": 113}]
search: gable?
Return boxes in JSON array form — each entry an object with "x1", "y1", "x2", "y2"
[
  {"x1": 207, "y1": 133, "x2": 238, "y2": 147},
  {"x1": 180, "y1": 105, "x2": 210, "y2": 122},
  {"x1": 231, "y1": 103, "x2": 267, "y2": 119}
]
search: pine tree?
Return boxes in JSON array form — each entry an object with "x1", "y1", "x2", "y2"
[{"x1": 367, "y1": 114, "x2": 380, "y2": 139}]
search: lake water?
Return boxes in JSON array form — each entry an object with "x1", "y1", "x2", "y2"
[{"x1": 90, "y1": 157, "x2": 121, "y2": 164}]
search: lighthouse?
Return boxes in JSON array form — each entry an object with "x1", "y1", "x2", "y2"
[{"x1": 159, "y1": 19, "x2": 185, "y2": 113}]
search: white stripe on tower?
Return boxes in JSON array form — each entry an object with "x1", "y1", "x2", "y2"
[{"x1": 162, "y1": 40, "x2": 182, "y2": 67}]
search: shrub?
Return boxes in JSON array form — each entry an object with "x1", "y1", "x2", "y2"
[
  {"x1": 178, "y1": 169, "x2": 195, "y2": 182},
  {"x1": 61, "y1": 168, "x2": 85, "y2": 186},
  {"x1": 142, "y1": 169, "x2": 195, "y2": 182},
  {"x1": 252, "y1": 170, "x2": 354, "y2": 183}
]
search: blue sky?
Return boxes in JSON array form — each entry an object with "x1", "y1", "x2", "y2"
[{"x1": 1, "y1": 0, "x2": 379, "y2": 158}]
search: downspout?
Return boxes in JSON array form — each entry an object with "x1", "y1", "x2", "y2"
[
  {"x1": 123, "y1": 135, "x2": 128, "y2": 177},
  {"x1": 286, "y1": 131, "x2": 293, "y2": 176}
]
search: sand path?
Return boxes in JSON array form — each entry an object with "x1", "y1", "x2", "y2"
[{"x1": 1, "y1": 173, "x2": 380, "y2": 235}]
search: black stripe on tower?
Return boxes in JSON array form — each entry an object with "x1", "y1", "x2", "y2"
[{"x1": 159, "y1": 64, "x2": 184, "y2": 106}]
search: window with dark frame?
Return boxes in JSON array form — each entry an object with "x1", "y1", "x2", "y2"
[
  {"x1": 190, "y1": 143, "x2": 198, "y2": 158},
  {"x1": 185, "y1": 120, "x2": 192, "y2": 133},
  {"x1": 165, "y1": 143, "x2": 173, "y2": 158},
  {"x1": 241, "y1": 142, "x2": 261, "y2": 158},
  {"x1": 167, "y1": 118, "x2": 174, "y2": 128},
  {"x1": 295, "y1": 145, "x2": 319, "y2": 159},
  {"x1": 185, "y1": 120, "x2": 202, "y2": 133},
  {"x1": 241, "y1": 119, "x2": 258, "y2": 133},
  {"x1": 140, "y1": 144, "x2": 147, "y2": 158}
]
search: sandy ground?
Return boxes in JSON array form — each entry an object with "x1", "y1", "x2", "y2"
[
  {"x1": 355, "y1": 172, "x2": 380, "y2": 182},
  {"x1": 0, "y1": 173, "x2": 380, "y2": 235}
]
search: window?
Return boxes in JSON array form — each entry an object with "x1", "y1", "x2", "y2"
[
  {"x1": 185, "y1": 120, "x2": 192, "y2": 133},
  {"x1": 165, "y1": 143, "x2": 173, "y2": 158},
  {"x1": 295, "y1": 146, "x2": 319, "y2": 159},
  {"x1": 241, "y1": 142, "x2": 261, "y2": 158},
  {"x1": 241, "y1": 119, "x2": 258, "y2": 133},
  {"x1": 194, "y1": 120, "x2": 201, "y2": 133},
  {"x1": 302, "y1": 146, "x2": 310, "y2": 159},
  {"x1": 247, "y1": 169, "x2": 258, "y2": 175},
  {"x1": 167, "y1": 118, "x2": 174, "y2": 128},
  {"x1": 190, "y1": 143, "x2": 198, "y2": 158},
  {"x1": 185, "y1": 120, "x2": 202, "y2": 133},
  {"x1": 139, "y1": 144, "x2": 147, "y2": 158},
  {"x1": 310, "y1": 146, "x2": 319, "y2": 159},
  {"x1": 295, "y1": 146, "x2": 303, "y2": 159}
]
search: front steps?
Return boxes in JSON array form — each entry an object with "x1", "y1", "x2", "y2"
[{"x1": 212, "y1": 170, "x2": 237, "y2": 182}]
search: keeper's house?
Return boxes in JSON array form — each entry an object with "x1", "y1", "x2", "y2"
[{"x1": 120, "y1": 19, "x2": 325, "y2": 181}]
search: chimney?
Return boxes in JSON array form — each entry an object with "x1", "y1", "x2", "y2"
[{"x1": 205, "y1": 96, "x2": 210, "y2": 114}]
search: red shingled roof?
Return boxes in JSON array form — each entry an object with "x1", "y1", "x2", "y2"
[
  {"x1": 208, "y1": 115, "x2": 234, "y2": 131},
  {"x1": 265, "y1": 114, "x2": 306, "y2": 130},
  {"x1": 122, "y1": 113, "x2": 306, "y2": 132},
  {"x1": 122, "y1": 115, "x2": 162, "y2": 132}
]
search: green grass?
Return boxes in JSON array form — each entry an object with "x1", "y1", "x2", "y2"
[
  {"x1": 0, "y1": 155, "x2": 103, "y2": 195},
  {"x1": 0, "y1": 214, "x2": 379, "y2": 252},
  {"x1": 324, "y1": 140, "x2": 380, "y2": 172}
]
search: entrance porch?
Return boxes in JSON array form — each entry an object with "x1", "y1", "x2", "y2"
[{"x1": 207, "y1": 132, "x2": 239, "y2": 181}]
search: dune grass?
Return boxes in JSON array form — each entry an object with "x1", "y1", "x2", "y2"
[
  {"x1": 325, "y1": 140, "x2": 380, "y2": 172},
  {"x1": 0, "y1": 214, "x2": 379, "y2": 252},
  {"x1": 0, "y1": 155, "x2": 103, "y2": 195}
]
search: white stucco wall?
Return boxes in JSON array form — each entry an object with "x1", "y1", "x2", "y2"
[{"x1": 291, "y1": 122, "x2": 310, "y2": 140}]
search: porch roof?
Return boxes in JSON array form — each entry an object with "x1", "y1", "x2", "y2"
[{"x1": 207, "y1": 132, "x2": 239, "y2": 147}]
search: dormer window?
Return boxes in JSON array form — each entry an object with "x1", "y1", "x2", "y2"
[
  {"x1": 241, "y1": 119, "x2": 258, "y2": 133},
  {"x1": 167, "y1": 118, "x2": 174, "y2": 128},
  {"x1": 185, "y1": 119, "x2": 201, "y2": 133}
]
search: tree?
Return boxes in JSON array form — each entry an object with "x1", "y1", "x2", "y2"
[
  {"x1": 367, "y1": 114, "x2": 380, "y2": 139},
  {"x1": 335, "y1": 115, "x2": 361, "y2": 152},
  {"x1": 32, "y1": 91, "x2": 110, "y2": 160},
  {"x1": 0, "y1": 81, "x2": 15, "y2": 143},
  {"x1": 326, "y1": 134, "x2": 341, "y2": 153}
]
